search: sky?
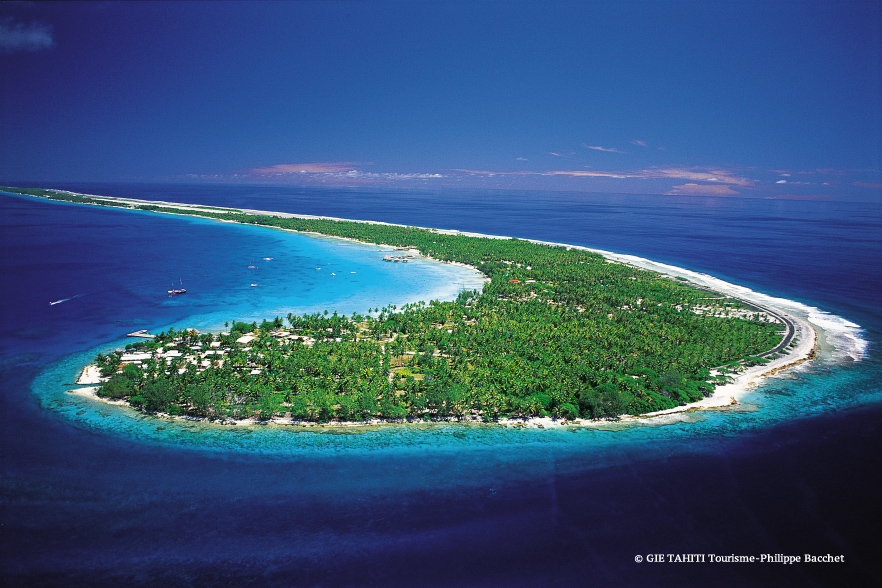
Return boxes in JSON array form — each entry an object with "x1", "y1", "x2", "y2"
[{"x1": 1, "y1": 0, "x2": 880, "y2": 201}]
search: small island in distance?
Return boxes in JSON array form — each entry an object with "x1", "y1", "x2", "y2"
[{"x1": 6, "y1": 186, "x2": 815, "y2": 425}]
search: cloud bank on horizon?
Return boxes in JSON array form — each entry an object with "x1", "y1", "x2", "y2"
[
  {"x1": 250, "y1": 163, "x2": 369, "y2": 175},
  {"x1": 194, "y1": 160, "x2": 876, "y2": 201},
  {"x1": 0, "y1": 1, "x2": 879, "y2": 201}
]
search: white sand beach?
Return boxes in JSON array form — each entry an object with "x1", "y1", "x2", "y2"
[{"x1": 75, "y1": 364, "x2": 104, "y2": 385}]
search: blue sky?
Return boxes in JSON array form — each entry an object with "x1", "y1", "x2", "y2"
[{"x1": 1, "y1": 1, "x2": 880, "y2": 201}]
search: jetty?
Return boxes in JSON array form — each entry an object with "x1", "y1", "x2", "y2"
[
  {"x1": 382, "y1": 252, "x2": 416, "y2": 263},
  {"x1": 126, "y1": 330, "x2": 155, "y2": 338}
]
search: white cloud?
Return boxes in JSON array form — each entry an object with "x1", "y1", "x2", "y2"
[
  {"x1": 654, "y1": 168, "x2": 753, "y2": 186},
  {"x1": 631, "y1": 139, "x2": 648, "y2": 147},
  {"x1": 516, "y1": 157, "x2": 528, "y2": 161},
  {"x1": 776, "y1": 180, "x2": 787, "y2": 184},
  {"x1": 246, "y1": 162, "x2": 444, "y2": 180},
  {"x1": 0, "y1": 18, "x2": 54, "y2": 54},
  {"x1": 250, "y1": 162, "x2": 366, "y2": 174},
  {"x1": 583, "y1": 144, "x2": 625, "y2": 154}
]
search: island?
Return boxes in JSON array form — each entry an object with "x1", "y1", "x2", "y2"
[{"x1": 4, "y1": 186, "x2": 816, "y2": 425}]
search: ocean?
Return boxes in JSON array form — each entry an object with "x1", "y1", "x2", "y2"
[{"x1": 1, "y1": 183, "x2": 880, "y2": 587}]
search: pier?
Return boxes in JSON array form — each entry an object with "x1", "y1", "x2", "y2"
[{"x1": 126, "y1": 330, "x2": 155, "y2": 338}]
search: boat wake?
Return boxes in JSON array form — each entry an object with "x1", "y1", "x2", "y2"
[{"x1": 49, "y1": 293, "x2": 87, "y2": 306}]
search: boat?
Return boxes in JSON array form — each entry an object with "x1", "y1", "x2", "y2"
[{"x1": 168, "y1": 279, "x2": 187, "y2": 295}]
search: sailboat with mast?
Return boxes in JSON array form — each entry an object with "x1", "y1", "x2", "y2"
[{"x1": 168, "y1": 279, "x2": 187, "y2": 296}]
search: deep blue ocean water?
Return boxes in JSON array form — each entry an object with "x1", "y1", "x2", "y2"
[{"x1": 1, "y1": 183, "x2": 881, "y2": 587}]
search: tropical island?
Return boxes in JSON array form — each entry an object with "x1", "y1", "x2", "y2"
[{"x1": 4, "y1": 186, "x2": 815, "y2": 424}]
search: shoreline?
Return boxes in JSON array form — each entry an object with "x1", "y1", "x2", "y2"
[{"x1": 8, "y1": 189, "x2": 823, "y2": 428}]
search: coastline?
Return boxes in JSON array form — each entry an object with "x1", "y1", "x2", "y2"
[{"x1": 7, "y1": 189, "x2": 823, "y2": 428}]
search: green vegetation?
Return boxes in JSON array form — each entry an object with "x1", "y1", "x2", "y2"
[
  {"x1": 0, "y1": 186, "x2": 241, "y2": 213},
  {"x1": 4, "y1": 186, "x2": 786, "y2": 422}
]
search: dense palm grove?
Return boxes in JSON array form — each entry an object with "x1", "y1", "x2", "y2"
[{"x1": 8, "y1": 187, "x2": 785, "y2": 421}]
